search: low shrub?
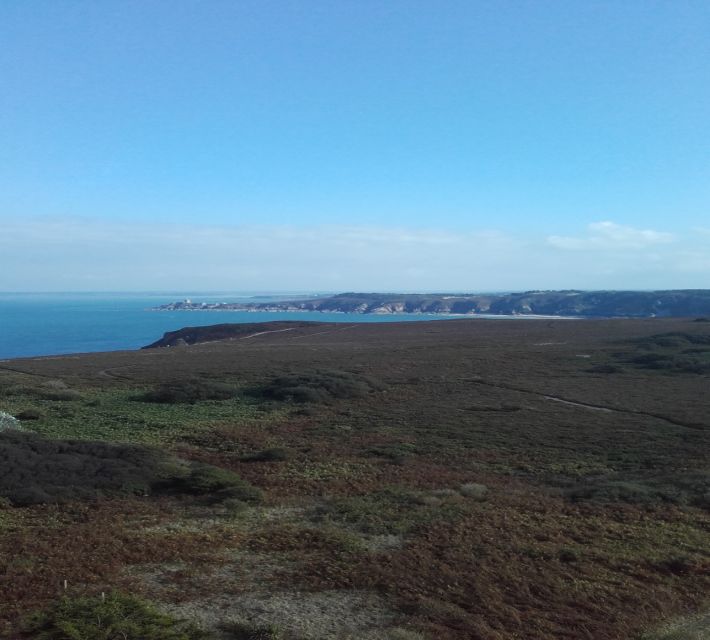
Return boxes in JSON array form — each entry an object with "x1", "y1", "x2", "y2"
[
  {"x1": 365, "y1": 443, "x2": 417, "y2": 463},
  {"x1": 558, "y1": 548, "x2": 579, "y2": 563},
  {"x1": 566, "y1": 471, "x2": 710, "y2": 507},
  {"x1": 0, "y1": 431, "x2": 167, "y2": 506},
  {"x1": 316, "y1": 487, "x2": 463, "y2": 535},
  {"x1": 241, "y1": 447, "x2": 291, "y2": 463},
  {"x1": 220, "y1": 498, "x2": 250, "y2": 518},
  {"x1": 169, "y1": 463, "x2": 262, "y2": 504},
  {"x1": 16, "y1": 408, "x2": 43, "y2": 421},
  {"x1": 23, "y1": 591, "x2": 211, "y2": 639},
  {"x1": 140, "y1": 379, "x2": 237, "y2": 404},
  {"x1": 0, "y1": 431, "x2": 260, "y2": 507},
  {"x1": 253, "y1": 370, "x2": 382, "y2": 404},
  {"x1": 39, "y1": 388, "x2": 85, "y2": 401},
  {"x1": 459, "y1": 483, "x2": 488, "y2": 501}
]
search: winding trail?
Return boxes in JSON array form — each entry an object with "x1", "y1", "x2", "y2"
[
  {"x1": 286, "y1": 324, "x2": 359, "y2": 340},
  {"x1": 466, "y1": 378, "x2": 708, "y2": 430},
  {"x1": 237, "y1": 327, "x2": 297, "y2": 340}
]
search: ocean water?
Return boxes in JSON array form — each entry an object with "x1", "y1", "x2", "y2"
[{"x1": 0, "y1": 292, "x2": 460, "y2": 360}]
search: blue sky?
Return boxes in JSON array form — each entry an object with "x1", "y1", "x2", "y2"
[{"x1": 1, "y1": 1, "x2": 709, "y2": 291}]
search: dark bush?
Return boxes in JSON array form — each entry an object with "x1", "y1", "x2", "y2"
[
  {"x1": 221, "y1": 622, "x2": 283, "y2": 640},
  {"x1": 253, "y1": 370, "x2": 382, "y2": 404},
  {"x1": 241, "y1": 447, "x2": 291, "y2": 463},
  {"x1": 637, "y1": 332, "x2": 710, "y2": 348},
  {"x1": 140, "y1": 378, "x2": 237, "y2": 404},
  {"x1": 0, "y1": 431, "x2": 260, "y2": 507},
  {"x1": 0, "y1": 431, "x2": 167, "y2": 506},
  {"x1": 657, "y1": 555, "x2": 696, "y2": 575},
  {"x1": 168, "y1": 463, "x2": 262, "y2": 504},
  {"x1": 23, "y1": 591, "x2": 211, "y2": 639},
  {"x1": 558, "y1": 548, "x2": 579, "y2": 563},
  {"x1": 16, "y1": 408, "x2": 43, "y2": 421}
]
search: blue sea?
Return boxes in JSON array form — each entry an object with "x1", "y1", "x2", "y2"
[{"x1": 0, "y1": 292, "x2": 461, "y2": 360}]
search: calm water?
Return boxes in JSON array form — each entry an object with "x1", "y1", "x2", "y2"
[{"x1": 0, "y1": 292, "x2": 461, "y2": 360}]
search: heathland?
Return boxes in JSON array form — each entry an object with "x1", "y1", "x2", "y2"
[{"x1": 0, "y1": 318, "x2": 708, "y2": 639}]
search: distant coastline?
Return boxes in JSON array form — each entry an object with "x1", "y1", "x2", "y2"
[{"x1": 153, "y1": 290, "x2": 710, "y2": 319}]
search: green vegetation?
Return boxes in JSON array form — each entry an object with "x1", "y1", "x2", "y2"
[
  {"x1": 170, "y1": 463, "x2": 262, "y2": 504},
  {"x1": 253, "y1": 369, "x2": 382, "y2": 404},
  {"x1": 565, "y1": 471, "x2": 710, "y2": 508},
  {"x1": 140, "y1": 378, "x2": 238, "y2": 404},
  {"x1": 1, "y1": 317, "x2": 708, "y2": 640},
  {"x1": 0, "y1": 430, "x2": 260, "y2": 506},
  {"x1": 615, "y1": 332, "x2": 710, "y2": 374},
  {"x1": 0, "y1": 385, "x2": 283, "y2": 444},
  {"x1": 315, "y1": 487, "x2": 465, "y2": 535},
  {"x1": 23, "y1": 592, "x2": 210, "y2": 640}
]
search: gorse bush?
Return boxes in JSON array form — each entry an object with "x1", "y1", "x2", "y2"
[
  {"x1": 16, "y1": 408, "x2": 43, "y2": 421},
  {"x1": 23, "y1": 591, "x2": 211, "y2": 640},
  {"x1": 617, "y1": 332, "x2": 710, "y2": 374},
  {"x1": 167, "y1": 463, "x2": 263, "y2": 504},
  {"x1": 0, "y1": 431, "x2": 166, "y2": 505},
  {"x1": 0, "y1": 431, "x2": 261, "y2": 506},
  {"x1": 254, "y1": 370, "x2": 382, "y2": 404},
  {"x1": 140, "y1": 378, "x2": 238, "y2": 404}
]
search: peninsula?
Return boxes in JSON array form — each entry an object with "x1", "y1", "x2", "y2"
[{"x1": 155, "y1": 289, "x2": 710, "y2": 318}]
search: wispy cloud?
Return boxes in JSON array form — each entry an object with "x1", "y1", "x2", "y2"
[
  {"x1": 547, "y1": 221, "x2": 675, "y2": 250},
  {"x1": 0, "y1": 216, "x2": 707, "y2": 291}
]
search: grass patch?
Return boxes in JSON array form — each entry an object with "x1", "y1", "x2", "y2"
[
  {"x1": 0, "y1": 387, "x2": 284, "y2": 445},
  {"x1": 314, "y1": 487, "x2": 464, "y2": 535},
  {"x1": 23, "y1": 591, "x2": 211, "y2": 639}
]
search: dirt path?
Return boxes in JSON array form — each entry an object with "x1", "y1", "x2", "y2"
[
  {"x1": 467, "y1": 378, "x2": 708, "y2": 430},
  {"x1": 238, "y1": 327, "x2": 298, "y2": 340},
  {"x1": 286, "y1": 324, "x2": 359, "y2": 340}
]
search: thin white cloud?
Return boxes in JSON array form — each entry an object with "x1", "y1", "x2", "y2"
[
  {"x1": 0, "y1": 216, "x2": 707, "y2": 291},
  {"x1": 548, "y1": 221, "x2": 675, "y2": 250}
]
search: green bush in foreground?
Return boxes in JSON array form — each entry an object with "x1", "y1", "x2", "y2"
[{"x1": 23, "y1": 592, "x2": 211, "y2": 640}]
